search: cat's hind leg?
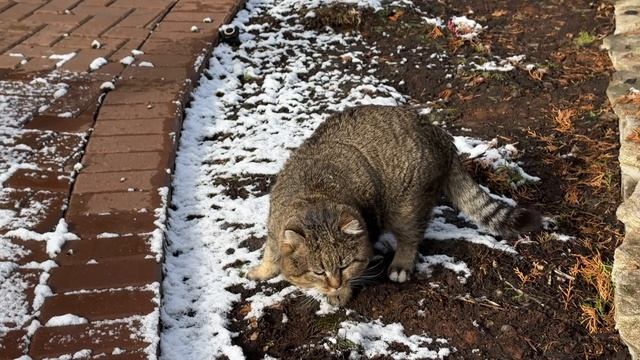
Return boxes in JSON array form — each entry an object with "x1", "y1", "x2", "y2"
[
  {"x1": 387, "y1": 199, "x2": 433, "y2": 283},
  {"x1": 247, "y1": 239, "x2": 280, "y2": 280}
]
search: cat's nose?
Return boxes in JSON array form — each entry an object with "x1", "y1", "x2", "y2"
[{"x1": 327, "y1": 273, "x2": 341, "y2": 289}]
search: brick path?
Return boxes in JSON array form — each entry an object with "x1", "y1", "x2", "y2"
[{"x1": 0, "y1": 0, "x2": 242, "y2": 358}]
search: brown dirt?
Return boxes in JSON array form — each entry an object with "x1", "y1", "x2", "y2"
[{"x1": 225, "y1": 0, "x2": 627, "y2": 359}]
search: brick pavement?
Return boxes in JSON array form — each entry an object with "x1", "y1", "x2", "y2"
[{"x1": 0, "y1": 0, "x2": 242, "y2": 358}]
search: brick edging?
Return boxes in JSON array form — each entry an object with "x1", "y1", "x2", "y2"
[
  {"x1": 17, "y1": 0, "x2": 245, "y2": 358},
  {"x1": 603, "y1": 1, "x2": 640, "y2": 359}
]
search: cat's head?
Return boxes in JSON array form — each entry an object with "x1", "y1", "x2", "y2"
[{"x1": 278, "y1": 202, "x2": 373, "y2": 305}]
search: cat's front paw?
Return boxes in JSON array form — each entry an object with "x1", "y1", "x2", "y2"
[
  {"x1": 388, "y1": 266, "x2": 411, "y2": 283},
  {"x1": 327, "y1": 287, "x2": 352, "y2": 307},
  {"x1": 246, "y1": 263, "x2": 279, "y2": 281}
]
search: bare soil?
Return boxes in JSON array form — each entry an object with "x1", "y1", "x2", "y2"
[{"x1": 225, "y1": 0, "x2": 627, "y2": 359}]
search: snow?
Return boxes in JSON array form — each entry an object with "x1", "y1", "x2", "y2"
[
  {"x1": 45, "y1": 314, "x2": 88, "y2": 327},
  {"x1": 100, "y1": 81, "x2": 115, "y2": 91},
  {"x1": 91, "y1": 40, "x2": 102, "y2": 49},
  {"x1": 49, "y1": 53, "x2": 76, "y2": 68},
  {"x1": 160, "y1": 0, "x2": 541, "y2": 357},
  {"x1": 57, "y1": 111, "x2": 73, "y2": 118},
  {"x1": 120, "y1": 56, "x2": 135, "y2": 65},
  {"x1": 448, "y1": 16, "x2": 483, "y2": 40},
  {"x1": 472, "y1": 60, "x2": 514, "y2": 72},
  {"x1": 0, "y1": 262, "x2": 31, "y2": 334},
  {"x1": 5, "y1": 219, "x2": 80, "y2": 257},
  {"x1": 89, "y1": 57, "x2": 108, "y2": 71},
  {"x1": 416, "y1": 254, "x2": 472, "y2": 284},
  {"x1": 336, "y1": 320, "x2": 451, "y2": 359},
  {"x1": 148, "y1": 187, "x2": 168, "y2": 261},
  {"x1": 139, "y1": 61, "x2": 154, "y2": 67}
]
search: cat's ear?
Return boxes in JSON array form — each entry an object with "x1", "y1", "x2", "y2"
[
  {"x1": 340, "y1": 213, "x2": 364, "y2": 235},
  {"x1": 281, "y1": 229, "x2": 304, "y2": 255}
]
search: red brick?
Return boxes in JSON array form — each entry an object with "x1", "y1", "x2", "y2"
[
  {"x1": 106, "y1": 37, "x2": 143, "y2": 62},
  {"x1": 39, "y1": 290, "x2": 156, "y2": 323},
  {"x1": 0, "y1": 1, "x2": 14, "y2": 12},
  {"x1": 121, "y1": 65, "x2": 194, "y2": 82},
  {"x1": 65, "y1": 211, "x2": 157, "y2": 236},
  {"x1": 0, "y1": 190, "x2": 66, "y2": 233},
  {"x1": 154, "y1": 20, "x2": 219, "y2": 33},
  {"x1": 148, "y1": 29, "x2": 214, "y2": 42},
  {"x1": 81, "y1": 151, "x2": 173, "y2": 173},
  {"x1": 29, "y1": 320, "x2": 151, "y2": 359},
  {"x1": 48, "y1": 258, "x2": 160, "y2": 292},
  {"x1": 14, "y1": 131, "x2": 85, "y2": 173},
  {"x1": 74, "y1": 170, "x2": 169, "y2": 193},
  {"x1": 71, "y1": 8, "x2": 133, "y2": 37},
  {"x1": 26, "y1": 110, "x2": 95, "y2": 132},
  {"x1": 21, "y1": 13, "x2": 90, "y2": 26},
  {"x1": 141, "y1": 35, "x2": 213, "y2": 56},
  {"x1": 58, "y1": 234, "x2": 153, "y2": 265},
  {"x1": 0, "y1": 3, "x2": 41, "y2": 22},
  {"x1": 102, "y1": 25, "x2": 151, "y2": 40},
  {"x1": 3, "y1": 169, "x2": 71, "y2": 192},
  {"x1": 102, "y1": 82, "x2": 186, "y2": 105},
  {"x1": 85, "y1": 134, "x2": 174, "y2": 153},
  {"x1": 0, "y1": 31, "x2": 35, "y2": 53},
  {"x1": 162, "y1": 11, "x2": 227, "y2": 23},
  {"x1": 16, "y1": 56, "x2": 57, "y2": 73},
  {"x1": 93, "y1": 117, "x2": 179, "y2": 136},
  {"x1": 131, "y1": 53, "x2": 193, "y2": 67},
  {"x1": 22, "y1": 26, "x2": 66, "y2": 46},
  {"x1": 99, "y1": 103, "x2": 180, "y2": 120},
  {"x1": 68, "y1": 191, "x2": 161, "y2": 215},
  {"x1": 54, "y1": 33, "x2": 117, "y2": 50},
  {"x1": 109, "y1": 0, "x2": 174, "y2": 9},
  {"x1": 117, "y1": 7, "x2": 164, "y2": 28},
  {"x1": 0, "y1": 330, "x2": 28, "y2": 358},
  {"x1": 7, "y1": 43, "x2": 77, "y2": 58},
  {"x1": 0, "y1": 54, "x2": 24, "y2": 70},
  {"x1": 0, "y1": 239, "x2": 48, "y2": 264},
  {"x1": 34, "y1": 0, "x2": 83, "y2": 14},
  {"x1": 59, "y1": 41, "x2": 125, "y2": 71},
  {"x1": 173, "y1": 0, "x2": 238, "y2": 13}
]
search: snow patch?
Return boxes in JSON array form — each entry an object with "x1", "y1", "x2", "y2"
[
  {"x1": 45, "y1": 314, "x2": 88, "y2": 327},
  {"x1": 336, "y1": 320, "x2": 451, "y2": 359}
]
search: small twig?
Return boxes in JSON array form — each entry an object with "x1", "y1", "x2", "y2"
[
  {"x1": 553, "y1": 268, "x2": 576, "y2": 281},
  {"x1": 504, "y1": 280, "x2": 546, "y2": 308}
]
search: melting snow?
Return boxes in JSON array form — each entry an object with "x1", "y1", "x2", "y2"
[
  {"x1": 336, "y1": 320, "x2": 451, "y2": 359},
  {"x1": 160, "y1": 0, "x2": 540, "y2": 358},
  {"x1": 45, "y1": 314, "x2": 88, "y2": 327}
]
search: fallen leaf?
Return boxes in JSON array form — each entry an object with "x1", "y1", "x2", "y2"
[
  {"x1": 492, "y1": 9, "x2": 508, "y2": 17},
  {"x1": 388, "y1": 9, "x2": 405, "y2": 22}
]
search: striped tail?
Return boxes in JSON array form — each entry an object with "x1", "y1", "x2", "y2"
[{"x1": 444, "y1": 157, "x2": 541, "y2": 238}]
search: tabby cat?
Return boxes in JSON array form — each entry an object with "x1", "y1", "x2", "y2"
[{"x1": 247, "y1": 105, "x2": 541, "y2": 306}]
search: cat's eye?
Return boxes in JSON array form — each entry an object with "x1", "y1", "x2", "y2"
[{"x1": 312, "y1": 270, "x2": 324, "y2": 276}]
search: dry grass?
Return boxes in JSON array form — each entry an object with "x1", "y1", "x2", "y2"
[
  {"x1": 617, "y1": 92, "x2": 640, "y2": 105},
  {"x1": 303, "y1": 4, "x2": 362, "y2": 30},
  {"x1": 528, "y1": 67, "x2": 547, "y2": 81},
  {"x1": 572, "y1": 253, "x2": 614, "y2": 334},
  {"x1": 429, "y1": 26, "x2": 444, "y2": 39},
  {"x1": 552, "y1": 108, "x2": 577, "y2": 133},
  {"x1": 564, "y1": 184, "x2": 581, "y2": 205},
  {"x1": 626, "y1": 128, "x2": 640, "y2": 144}
]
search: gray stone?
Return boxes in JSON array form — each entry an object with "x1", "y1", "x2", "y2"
[
  {"x1": 618, "y1": 184, "x2": 640, "y2": 229},
  {"x1": 620, "y1": 141, "x2": 640, "y2": 171},
  {"x1": 615, "y1": 0, "x2": 640, "y2": 35},
  {"x1": 603, "y1": 34, "x2": 640, "y2": 73},
  {"x1": 622, "y1": 171, "x2": 640, "y2": 200}
]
